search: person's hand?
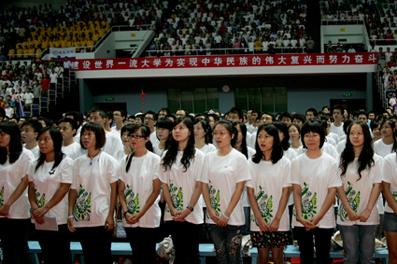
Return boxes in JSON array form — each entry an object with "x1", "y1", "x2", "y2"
[
  {"x1": 125, "y1": 213, "x2": 142, "y2": 225},
  {"x1": 104, "y1": 215, "x2": 114, "y2": 231},
  {"x1": 32, "y1": 207, "x2": 49, "y2": 218},
  {"x1": 67, "y1": 217, "x2": 76, "y2": 232},
  {"x1": 207, "y1": 208, "x2": 221, "y2": 225},
  {"x1": 0, "y1": 204, "x2": 10, "y2": 216},
  {"x1": 359, "y1": 208, "x2": 371, "y2": 222},
  {"x1": 256, "y1": 217, "x2": 269, "y2": 234},
  {"x1": 173, "y1": 208, "x2": 191, "y2": 222},
  {"x1": 269, "y1": 217, "x2": 280, "y2": 232},
  {"x1": 217, "y1": 213, "x2": 229, "y2": 227}
]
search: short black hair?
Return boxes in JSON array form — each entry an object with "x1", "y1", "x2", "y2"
[
  {"x1": 80, "y1": 122, "x2": 106, "y2": 150},
  {"x1": 301, "y1": 121, "x2": 326, "y2": 149}
]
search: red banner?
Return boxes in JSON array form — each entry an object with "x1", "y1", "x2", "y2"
[{"x1": 69, "y1": 53, "x2": 378, "y2": 71}]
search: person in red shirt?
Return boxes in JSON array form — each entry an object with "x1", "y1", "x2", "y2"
[{"x1": 40, "y1": 73, "x2": 50, "y2": 94}]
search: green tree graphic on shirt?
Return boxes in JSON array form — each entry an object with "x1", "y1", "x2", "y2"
[
  {"x1": 0, "y1": 186, "x2": 4, "y2": 207},
  {"x1": 169, "y1": 183, "x2": 184, "y2": 211},
  {"x1": 35, "y1": 191, "x2": 46, "y2": 208},
  {"x1": 73, "y1": 185, "x2": 91, "y2": 221},
  {"x1": 125, "y1": 184, "x2": 140, "y2": 214},
  {"x1": 256, "y1": 186, "x2": 273, "y2": 223},
  {"x1": 340, "y1": 181, "x2": 360, "y2": 221},
  {"x1": 209, "y1": 185, "x2": 221, "y2": 215},
  {"x1": 301, "y1": 182, "x2": 317, "y2": 220}
]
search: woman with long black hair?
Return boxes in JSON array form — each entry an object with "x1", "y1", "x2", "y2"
[
  {"x1": 28, "y1": 127, "x2": 73, "y2": 264},
  {"x1": 118, "y1": 124, "x2": 161, "y2": 264},
  {"x1": 247, "y1": 124, "x2": 291, "y2": 264},
  {"x1": 159, "y1": 117, "x2": 205, "y2": 264},
  {"x1": 0, "y1": 121, "x2": 34, "y2": 264},
  {"x1": 337, "y1": 121, "x2": 382, "y2": 264}
]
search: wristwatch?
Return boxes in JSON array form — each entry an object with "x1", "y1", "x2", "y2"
[{"x1": 186, "y1": 205, "x2": 194, "y2": 212}]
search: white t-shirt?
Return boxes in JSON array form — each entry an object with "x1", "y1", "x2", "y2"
[
  {"x1": 24, "y1": 145, "x2": 40, "y2": 160},
  {"x1": 336, "y1": 139, "x2": 346, "y2": 154},
  {"x1": 71, "y1": 151, "x2": 119, "y2": 227},
  {"x1": 290, "y1": 152, "x2": 341, "y2": 228},
  {"x1": 62, "y1": 142, "x2": 85, "y2": 160},
  {"x1": 159, "y1": 149, "x2": 205, "y2": 224},
  {"x1": 330, "y1": 122, "x2": 345, "y2": 140},
  {"x1": 284, "y1": 148, "x2": 298, "y2": 161},
  {"x1": 0, "y1": 149, "x2": 34, "y2": 219},
  {"x1": 382, "y1": 153, "x2": 397, "y2": 213},
  {"x1": 321, "y1": 142, "x2": 339, "y2": 158},
  {"x1": 201, "y1": 149, "x2": 251, "y2": 226},
  {"x1": 103, "y1": 131, "x2": 124, "y2": 160},
  {"x1": 374, "y1": 139, "x2": 394, "y2": 158},
  {"x1": 337, "y1": 155, "x2": 383, "y2": 226},
  {"x1": 247, "y1": 157, "x2": 291, "y2": 231},
  {"x1": 119, "y1": 151, "x2": 161, "y2": 228},
  {"x1": 23, "y1": 92, "x2": 34, "y2": 104},
  {"x1": 28, "y1": 157, "x2": 74, "y2": 225},
  {"x1": 198, "y1": 144, "x2": 216, "y2": 155}
]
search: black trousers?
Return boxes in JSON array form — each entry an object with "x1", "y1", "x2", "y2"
[
  {"x1": 76, "y1": 226, "x2": 113, "y2": 264},
  {"x1": 167, "y1": 221, "x2": 201, "y2": 264},
  {"x1": 294, "y1": 227, "x2": 334, "y2": 264},
  {"x1": 35, "y1": 224, "x2": 71, "y2": 264},
  {"x1": 0, "y1": 218, "x2": 31, "y2": 264},
  {"x1": 125, "y1": 226, "x2": 159, "y2": 264}
]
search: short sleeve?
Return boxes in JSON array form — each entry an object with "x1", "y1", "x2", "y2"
[
  {"x1": 107, "y1": 155, "x2": 119, "y2": 184},
  {"x1": 383, "y1": 154, "x2": 394, "y2": 183},
  {"x1": 150, "y1": 154, "x2": 161, "y2": 181},
  {"x1": 71, "y1": 158, "x2": 80, "y2": 190},
  {"x1": 59, "y1": 157, "x2": 74, "y2": 184},
  {"x1": 327, "y1": 158, "x2": 342, "y2": 188},
  {"x1": 234, "y1": 154, "x2": 250, "y2": 183},
  {"x1": 282, "y1": 158, "x2": 292, "y2": 188},
  {"x1": 199, "y1": 154, "x2": 210, "y2": 184},
  {"x1": 370, "y1": 155, "x2": 383, "y2": 184},
  {"x1": 289, "y1": 158, "x2": 300, "y2": 185},
  {"x1": 193, "y1": 150, "x2": 205, "y2": 182},
  {"x1": 27, "y1": 162, "x2": 36, "y2": 182}
]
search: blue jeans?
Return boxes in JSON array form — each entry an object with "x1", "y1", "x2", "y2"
[
  {"x1": 339, "y1": 224, "x2": 377, "y2": 264},
  {"x1": 208, "y1": 224, "x2": 243, "y2": 264}
]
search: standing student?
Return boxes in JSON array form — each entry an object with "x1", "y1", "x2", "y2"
[
  {"x1": 118, "y1": 124, "x2": 161, "y2": 264},
  {"x1": 382, "y1": 147, "x2": 397, "y2": 264},
  {"x1": 159, "y1": 117, "x2": 204, "y2": 264},
  {"x1": 337, "y1": 121, "x2": 382, "y2": 264},
  {"x1": 288, "y1": 123, "x2": 303, "y2": 154},
  {"x1": 67, "y1": 122, "x2": 119, "y2": 264},
  {"x1": 58, "y1": 117, "x2": 85, "y2": 159},
  {"x1": 20, "y1": 119, "x2": 42, "y2": 159},
  {"x1": 202, "y1": 120, "x2": 250, "y2": 264},
  {"x1": 290, "y1": 121, "x2": 341, "y2": 264},
  {"x1": 374, "y1": 119, "x2": 396, "y2": 158},
  {"x1": 247, "y1": 124, "x2": 291, "y2": 264},
  {"x1": 0, "y1": 121, "x2": 34, "y2": 264},
  {"x1": 28, "y1": 127, "x2": 73, "y2": 264},
  {"x1": 154, "y1": 118, "x2": 174, "y2": 157},
  {"x1": 194, "y1": 119, "x2": 216, "y2": 154}
]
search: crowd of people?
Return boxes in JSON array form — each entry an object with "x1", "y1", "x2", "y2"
[
  {"x1": 0, "y1": 60, "x2": 63, "y2": 118},
  {"x1": 0, "y1": 0, "x2": 313, "y2": 59},
  {"x1": 0, "y1": 104, "x2": 396, "y2": 264},
  {"x1": 321, "y1": 0, "x2": 396, "y2": 46}
]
